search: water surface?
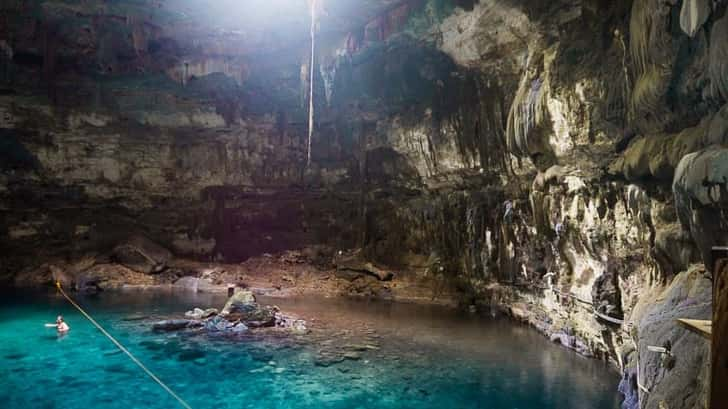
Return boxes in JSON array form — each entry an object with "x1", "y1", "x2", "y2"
[{"x1": 0, "y1": 289, "x2": 621, "y2": 409}]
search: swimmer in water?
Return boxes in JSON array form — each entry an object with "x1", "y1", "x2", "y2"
[{"x1": 45, "y1": 315, "x2": 70, "y2": 333}]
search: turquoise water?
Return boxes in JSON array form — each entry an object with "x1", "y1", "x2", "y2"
[{"x1": 0, "y1": 290, "x2": 621, "y2": 409}]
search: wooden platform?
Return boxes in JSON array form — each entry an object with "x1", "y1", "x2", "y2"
[
  {"x1": 676, "y1": 319, "x2": 711, "y2": 339},
  {"x1": 712, "y1": 248, "x2": 728, "y2": 409}
]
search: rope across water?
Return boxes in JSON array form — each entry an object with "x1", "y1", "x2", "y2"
[
  {"x1": 55, "y1": 282, "x2": 193, "y2": 409},
  {"x1": 307, "y1": 0, "x2": 317, "y2": 168}
]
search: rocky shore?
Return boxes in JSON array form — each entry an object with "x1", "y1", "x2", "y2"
[{"x1": 8, "y1": 234, "x2": 460, "y2": 307}]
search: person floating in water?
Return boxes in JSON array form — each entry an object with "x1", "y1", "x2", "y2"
[{"x1": 45, "y1": 315, "x2": 70, "y2": 333}]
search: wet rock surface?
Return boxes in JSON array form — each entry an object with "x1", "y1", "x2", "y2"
[
  {"x1": 153, "y1": 289, "x2": 307, "y2": 336},
  {"x1": 632, "y1": 268, "x2": 711, "y2": 409},
  {"x1": 152, "y1": 319, "x2": 202, "y2": 332},
  {"x1": 0, "y1": 1, "x2": 722, "y2": 408}
]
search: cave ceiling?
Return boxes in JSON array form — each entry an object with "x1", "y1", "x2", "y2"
[{"x1": 0, "y1": 0, "x2": 409, "y2": 61}]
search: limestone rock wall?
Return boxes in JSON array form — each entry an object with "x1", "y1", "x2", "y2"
[
  {"x1": 1, "y1": 1, "x2": 724, "y2": 407},
  {"x1": 324, "y1": 1, "x2": 720, "y2": 408},
  {"x1": 0, "y1": 0, "x2": 369, "y2": 276}
]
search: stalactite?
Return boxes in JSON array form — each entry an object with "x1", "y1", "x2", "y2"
[
  {"x1": 680, "y1": 0, "x2": 712, "y2": 38},
  {"x1": 505, "y1": 57, "x2": 549, "y2": 157},
  {"x1": 440, "y1": 73, "x2": 509, "y2": 172},
  {"x1": 630, "y1": 64, "x2": 671, "y2": 121},
  {"x1": 628, "y1": 0, "x2": 678, "y2": 130},
  {"x1": 484, "y1": 81, "x2": 512, "y2": 174},
  {"x1": 319, "y1": 58, "x2": 336, "y2": 107},
  {"x1": 629, "y1": 0, "x2": 654, "y2": 77},
  {"x1": 607, "y1": 29, "x2": 632, "y2": 125},
  {"x1": 710, "y1": 14, "x2": 728, "y2": 101},
  {"x1": 300, "y1": 62, "x2": 309, "y2": 109},
  {"x1": 345, "y1": 31, "x2": 362, "y2": 55}
]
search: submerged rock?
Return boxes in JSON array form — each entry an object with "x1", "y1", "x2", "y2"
[
  {"x1": 290, "y1": 320, "x2": 308, "y2": 335},
  {"x1": 204, "y1": 316, "x2": 233, "y2": 332},
  {"x1": 276, "y1": 313, "x2": 309, "y2": 334},
  {"x1": 231, "y1": 323, "x2": 249, "y2": 333},
  {"x1": 343, "y1": 352, "x2": 362, "y2": 361},
  {"x1": 152, "y1": 319, "x2": 202, "y2": 332},
  {"x1": 122, "y1": 314, "x2": 150, "y2": 322},
  {"x1": 177, "y1": 349, "x2": 206, "y2": 362},
  {"x1": 314, "y1": 353, "x2": 345, "y2": 367}
]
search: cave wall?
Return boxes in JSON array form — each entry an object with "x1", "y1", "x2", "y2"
[
  {"x1": 1, "y1": 1, "x2": 725, "y2": 407},
  {"x1": 322, "y1": 1, "x2": 721, "y2": 408},
  {"x1": 0, "y1": 0, "x2": 366, "y2": 277}
]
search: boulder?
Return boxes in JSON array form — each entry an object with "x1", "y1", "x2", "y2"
[
  {"x1": 220, "y1": 290, "x2": 277, "y2": 327},
  {"x1": 290, "y1": 320, "x2": 308, "y2": 335},
  {"x1": 673, "y1": 148, "x2": 728, "y2": 268},
  {"x1": 334, "y1": 251, "x2": 394, "y2": 281},
  {"x1": 221, "y1": 289, "x2": 257, "y2": 315},
  {"x1": 230, "y1": 305, "x2": 277, "y2": 328},
  {"x1": 112, "y1": 235, "x2": 172, "y2": 274},
  {"x1": 275, "y1": 313, "x2": 309, "y2": 334},
  {"x1": 184, "y1": 308, "x2": 218, "y2": 319}
]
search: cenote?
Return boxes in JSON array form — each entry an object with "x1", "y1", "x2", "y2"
[
  {"x1": 0, "y1": 0, "x2": 720, "y2": 408},
  {"x1": 0, "y1": 290, "x2": 620, "y2": 409}
]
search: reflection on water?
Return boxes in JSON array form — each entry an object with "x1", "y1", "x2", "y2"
[{"x1": 0, "y1": 289, "x2": 621, "y2": 409}]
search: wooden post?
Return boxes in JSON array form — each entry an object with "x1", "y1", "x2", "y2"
[{"x1": 711, "y1": 246, "x2": 728, "y2": 409}]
